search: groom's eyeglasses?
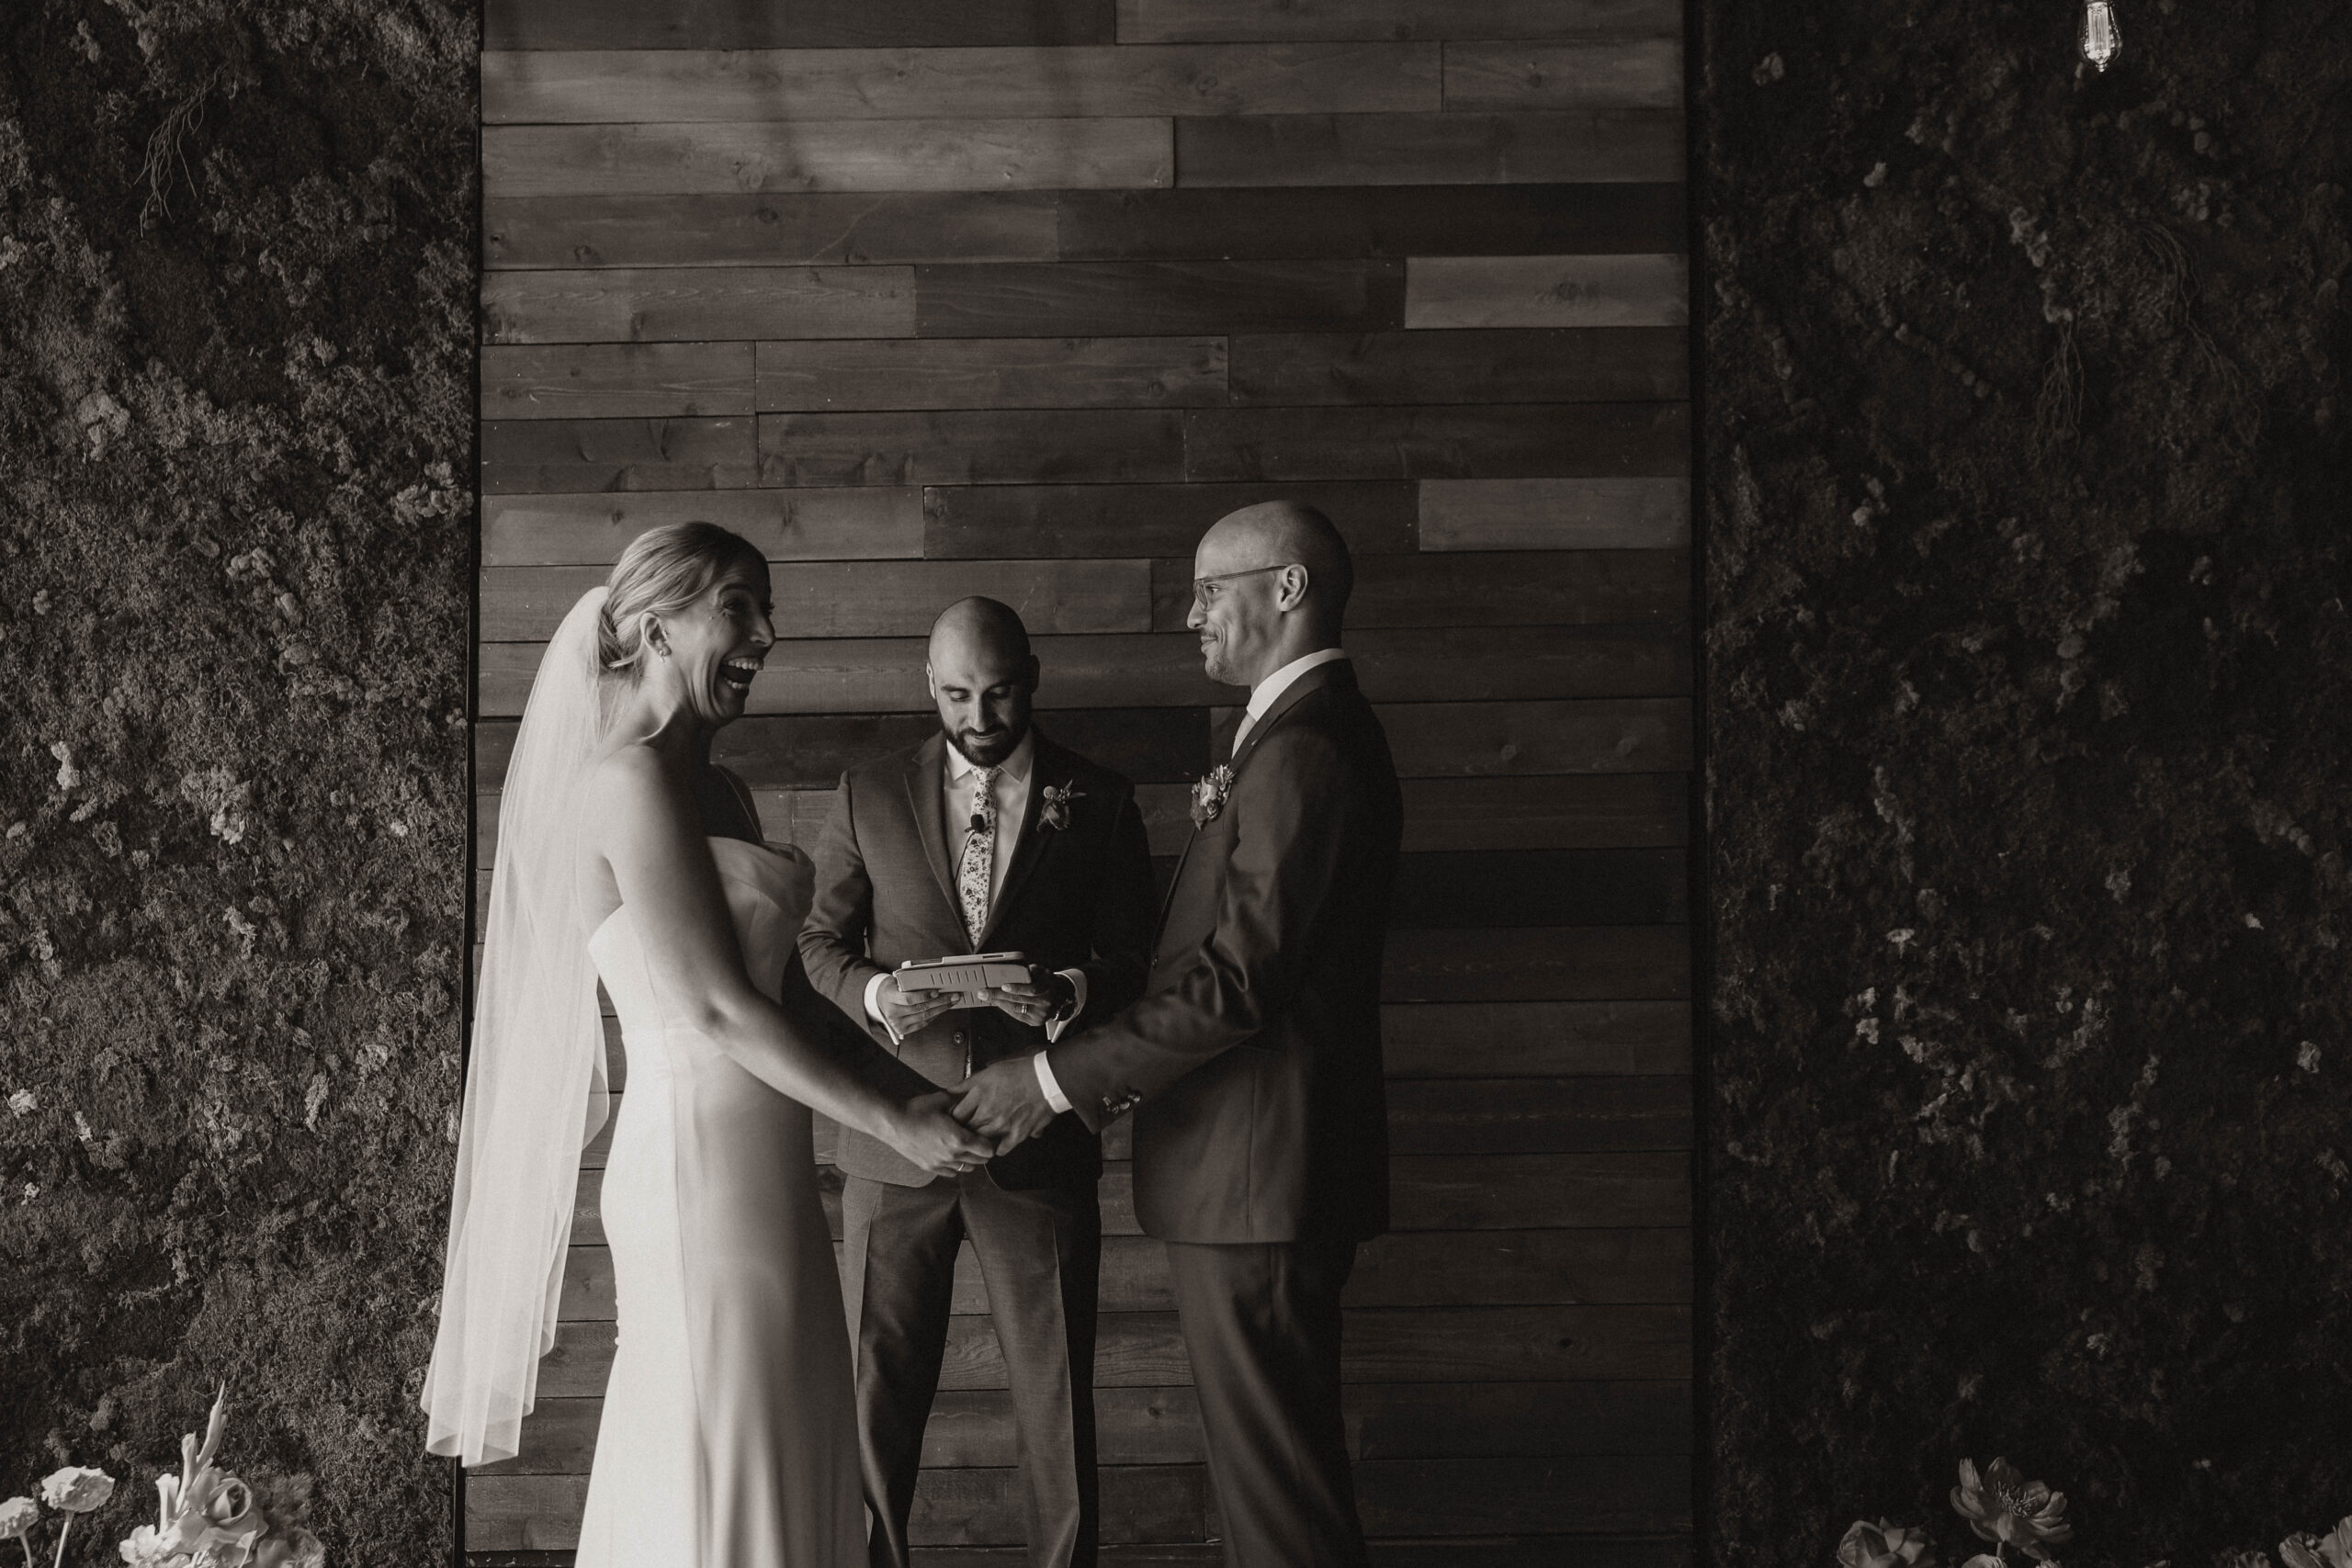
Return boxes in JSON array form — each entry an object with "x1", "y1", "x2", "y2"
[{"x1": 1190, "y1": 563, "x2": 1299, "y2": 611}]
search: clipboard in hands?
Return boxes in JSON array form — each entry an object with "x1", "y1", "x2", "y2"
[{"x1": 892, "y1": 952, "x2": 1032, "y2": 1010}]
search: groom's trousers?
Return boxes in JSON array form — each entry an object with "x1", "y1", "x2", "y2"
[
  {"x1": 842, "y1": 1168, "x2": 1102, "y2": 1568},
  {"x1": 1163, "y1": 1235, "x2": 1370, "y2": 1568}
]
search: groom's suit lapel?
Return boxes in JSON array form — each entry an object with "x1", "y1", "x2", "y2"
[
  {"x1": 904, "y1": 733, "x2": 963, "y2": 924},
  {"x1": 1156, "y1": 660, "x2": 1351, "y2": 934}
]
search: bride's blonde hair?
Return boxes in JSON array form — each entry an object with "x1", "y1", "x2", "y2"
[{"x1": 596, "y1": 522, "x2": 768, "y2": 674}]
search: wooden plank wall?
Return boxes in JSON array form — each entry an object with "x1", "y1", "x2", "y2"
[{"x1": 467, "y1": 0, "x2": 1693, "y2": 1561}]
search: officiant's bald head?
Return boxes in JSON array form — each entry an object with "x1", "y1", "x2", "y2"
[
  {"x1": 927, "y1": 596, "x2": 1038, "y2": 767},
  {"x1": 1190, "y1": 501, "x2": 1353, "y2": 686}
]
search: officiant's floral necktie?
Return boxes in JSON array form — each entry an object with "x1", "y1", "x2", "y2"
[{"x1": 957, "y1": 766, "x2": 1001, "y2": 946}]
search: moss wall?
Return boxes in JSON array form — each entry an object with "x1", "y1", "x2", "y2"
[
  {"x1": 1702, "y1": 1, "x2": 2352, "y2": 1562},
  {"x1": 0, "y1": 2, "x2": 472, "y2": 1562}
]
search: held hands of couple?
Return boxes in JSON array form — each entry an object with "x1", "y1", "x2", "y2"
[
  {"x1": 954, "y1": 1057, "x2": 1057, "y2": 1156},
  {"x1": 890, "y1": 1090, "x2": 997, "y2": 1179}
]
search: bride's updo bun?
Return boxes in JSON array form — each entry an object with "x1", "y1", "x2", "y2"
[{"x1": 597, "y1": 522, "x2": 769, "y2": 674}]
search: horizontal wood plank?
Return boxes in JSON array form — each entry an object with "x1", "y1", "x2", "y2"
[
  {"x1": 1388, "y1": 848, "x2": 1686, "y2": 929},
  {"x1": 915, "y1": 259, "x2": 1403, "y2": 337},
  {"x1": 487, "y1": 192, "x2": 1062, "y2": 269},
  {"x1": 480, "y1": 416, "x2": 759, "y2": 491},
  {"x1": 1356, "y1": 1455, "x2": 1690, "y2": 1535},
  {"x1": 481, "y1": 488, "x2": 924, "y2": 565},
  {"x1": 1443, "y1": 40, "x2": 1684, "y2": 111},
  {"x1": 482, "y1": 183, "x2": 1688, "y2": 270},
  {"x1": 483, "y1": 43, "x2": 1439, "y2": 123},
  {"x1": 485, "y1": 0, "x2": 1115, "y2": 49},
  {"x1": 482, "y1": 342, "x2": 752, "y2": 420},
  {"x1": 556, "y1": 1221, "x2": 1688, "y2": 1324},
  {"x1": 1404, "y1": 254, "x2": 1689, "y2": 330},
  {"x1": 923, "y1": 480, "x2": 1416, "y2": 558},
  {"x1": 1179, "y1": 402, "x2": 1690, "y2": 482},
  {"x1": 1116, "y1": 0, "x2": 1683, "y2": 43},
  {"x1": 485, "y1": 772, "x2": 1683, "y2": 865},
  {"x1": 1385, "y1": 925, "x2": 1690, "y2": 1002},
  {"x1": 482, "y1": 265, "x2": 915, "y2": 344},
  {"x1": 1228, "y1": 326, "x2": 1687, "y2": 405},
  {"x1": 485, "y1": 119, "x2": 1173, "y2": 198},
  {"x1": 1148, "y1": 549, "x2": 1688, "y2": 630},
  {"x1": 1374, "y1": 695, "x2": 1693, "y2": 775},
  {"x1": 477, "y1": 708, "x2": 1204, "y2": 788},
  {"x1": 466, "y1": 1464, "x2": 1212, "y2": 1550},
  {"x1": 893, "y1": 1544, "x2": 1696, "y2": 1568},
  {"x1": 556, "y1": 1149, "x2": 1687, "y2": 1233},
  {"x1": 481, "y1": 559, "x2": 1153, "y2": 640},
  {"x1": 487, "y1": 1376, "x2": 1686, "y2": 1477},
  {"x1": 758, "y1": 336, "x2": 1227, "y2": 412},
  {"x1": 1056, "y1": 181, "x2": 1688, "y2": 261},
  {"x1": 1175, "y1": 111, "x2": 1683, "y2": 188},
  {"x1": 759, "y1": 409, "x2": 1188, "y2": 486},
  {"x1": 1419, "y1": 477, "x2": 1690, "y2": 551},
  {"x1": 529, "y1": 1301, "x2": 1685, "y2": 1404},
  {"x1": 1394, "y1": 774, "x2": 1689, "y2": 854},
  {"x1": 1382, "y1": 998, "x2": 1690, "y2": 1077}
]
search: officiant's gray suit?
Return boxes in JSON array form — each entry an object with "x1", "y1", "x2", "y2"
[{"x1": 798, "y1": 727, "x2": 1154, "y2": 1568}]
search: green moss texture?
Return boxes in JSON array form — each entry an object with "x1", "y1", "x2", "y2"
[
  {"x1": 1703, "y1": 1, "x2": 2352, "y2": 1563},
  {"x1": 0, "y1": 3, "x2": 473, "y2": 1562}
]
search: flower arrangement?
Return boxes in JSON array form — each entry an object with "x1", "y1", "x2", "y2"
[
  {"x1": 0, "y1": 1392, "x2": 321, "y2": 1568},
  {"x1": 1841, "y1": 1459, "x2": 2350, "y2": 1568}
]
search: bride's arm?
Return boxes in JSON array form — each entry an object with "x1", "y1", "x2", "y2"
[{"x1": 588, "y1": 746, "x2": 991, "y2": 1175}]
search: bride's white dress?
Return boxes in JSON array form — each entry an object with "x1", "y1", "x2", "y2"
[{"x1": 576, "y1": 835, "x2": 865, "y2": 1567}]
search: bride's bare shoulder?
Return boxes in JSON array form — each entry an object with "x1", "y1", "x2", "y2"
[{"x1": 582, "y1": 741, "x2": 685, "y2": 835}]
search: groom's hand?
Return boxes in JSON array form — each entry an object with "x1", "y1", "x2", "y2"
[{"x1": 954, "y1": 1057, "x2": 1057, "y2": 1155}]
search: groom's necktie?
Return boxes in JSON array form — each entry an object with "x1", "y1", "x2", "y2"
[{"x1": 956, "y1": 766, "x2": 1001, "y2": 948}]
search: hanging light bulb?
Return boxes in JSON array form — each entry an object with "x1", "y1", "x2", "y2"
[{"x1": 2080, "y1": 0, "x2": 2121, "y2": 71}]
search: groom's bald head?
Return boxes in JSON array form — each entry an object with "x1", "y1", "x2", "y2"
[{"x1": 927, "y1": 597, "x2": 1038, "y2": 767}]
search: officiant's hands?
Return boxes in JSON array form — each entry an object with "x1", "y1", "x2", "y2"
[
  {"x1": 976, "y1": 964, "x2": 1075, "y2": 1029},
  {"x1": 953, "y1": 1057, "x2": 1058, "y2": 1155},
  {"x1": 886, "y1": 1090, "x2": 1000, "y2": 1179},
  {"x1": 876, "y1": 974, "x2": 961, "y2": 1038}
]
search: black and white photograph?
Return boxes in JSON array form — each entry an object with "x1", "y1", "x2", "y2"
[{"x1": 1, "y1": 0, "x2": 2346, "y2": 1565}]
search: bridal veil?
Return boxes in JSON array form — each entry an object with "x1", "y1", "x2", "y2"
[{"x1": 424, "y1": 588, "x2": 612, "y2": 1466}]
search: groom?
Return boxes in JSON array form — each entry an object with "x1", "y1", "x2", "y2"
[
  {"x1": 798, "y1": 596, "x2": 1157, "y2": 1568},
  {"x1": 957, "y1": 502, "x2": 1403, "y2": 1568}
]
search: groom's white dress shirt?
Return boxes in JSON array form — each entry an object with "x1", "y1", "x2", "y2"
[
  {"x1": 1031, "y1": 646, "x2": 1352, "y2": 1114},
  {"x1": 865, "y1": 729, "x2": 1088, "y2": 1047}
]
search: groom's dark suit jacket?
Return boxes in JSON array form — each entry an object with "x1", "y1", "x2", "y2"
[
  {"x1": 798, "y1": 728, "x2": 1156, "y2": 1191},
  {"x1": 1047, "y1": 659, "x2": 1401, "y2": 1244}
]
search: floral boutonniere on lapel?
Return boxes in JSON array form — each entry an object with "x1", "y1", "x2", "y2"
[
  {"x1": 1038, "y1": 780, "x2": 1084, "y2": 832},
  {"x1": 1189, "y1": 764, "x2": 1236, "y2": 829}
]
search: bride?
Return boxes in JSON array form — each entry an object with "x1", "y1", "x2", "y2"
[{"x1": 424, "y1": 523, "x2": 992, "y2": 1565}]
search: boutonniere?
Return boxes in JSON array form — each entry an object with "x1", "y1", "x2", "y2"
[
  {"x1": 1189, "y1": 764, "x2": 1235, "y2": 829},
  {"x1": 1038, "y1": 780, "x2": 1084, "y2": 831}
]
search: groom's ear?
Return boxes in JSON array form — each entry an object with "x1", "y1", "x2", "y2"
[
  {"x1": 1274, "y1": 564, "x2": 1312, "y2": 614},
  {"x1": 1019, "y1": 654, "x2": 1040, "y2": 694}
]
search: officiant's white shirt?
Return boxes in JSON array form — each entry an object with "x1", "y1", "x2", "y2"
[
  {"x1": 865, "y1": 730, "x2": 1088, "y2": 1045},
  {"x1": 1032, "y1": 646, "x2": 1352, "y2": 1114}
]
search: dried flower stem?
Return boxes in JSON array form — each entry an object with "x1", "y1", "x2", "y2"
[{"x1": 47, "y1": 1519, "x2": 68, "y2": 1568}]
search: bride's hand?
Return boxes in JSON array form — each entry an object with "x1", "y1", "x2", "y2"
[{"x1": 885, "y1": 1091, "x2": 996, "y2": 1179}]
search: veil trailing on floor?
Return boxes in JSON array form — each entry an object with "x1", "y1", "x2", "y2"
[{"x1": 424, "y1": 588, "x2": 613, "y2": 1467}]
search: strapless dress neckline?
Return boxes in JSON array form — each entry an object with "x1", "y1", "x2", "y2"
[{"x1": 590, "y1": 835, "x2": 803, "y2": 946}]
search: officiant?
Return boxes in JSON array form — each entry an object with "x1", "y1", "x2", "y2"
[{"x1": 798, "y1": 597, "x2": 1157, "y2": 1568}]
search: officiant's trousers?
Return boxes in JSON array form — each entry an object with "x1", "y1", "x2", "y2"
[
  {"x1": 1164, "y1": 1235, "x2": 1370, "y2": 1568},
  {"x1": 842, "y1": 1168, "x2": 1102, "y2": 1568}
]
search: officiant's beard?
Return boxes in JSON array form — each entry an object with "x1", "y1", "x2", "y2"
[{"x1": 945, "y1": 712, "x2": 1028, "y2": 768}]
